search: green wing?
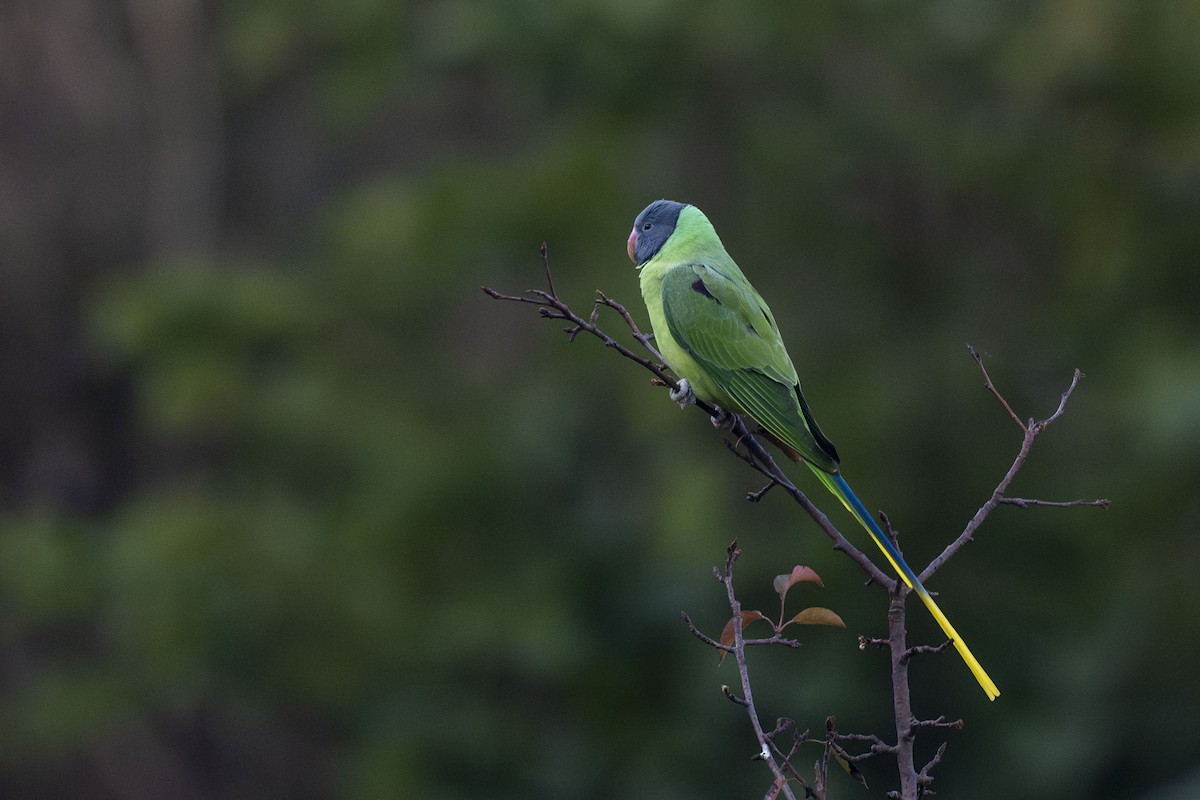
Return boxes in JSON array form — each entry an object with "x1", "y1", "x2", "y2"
[{"x1": 659, "y1": 263, "x2": 840, "y2": 472}]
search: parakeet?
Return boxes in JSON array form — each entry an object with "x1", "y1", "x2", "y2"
[{"x1": 627, "y1": 199, "x2": 999, "y2": 700}]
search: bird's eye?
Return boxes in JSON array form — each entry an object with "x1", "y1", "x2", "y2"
[{"x1": 641, "y1": 222, "x2": 653, "y2": 231}]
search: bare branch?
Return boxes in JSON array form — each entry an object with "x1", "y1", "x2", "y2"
[
  {"x1": 1039, "y1": 368, "x2": 1083, "y2": 429},
  {"x1": 746, "y1": 482, "x2": 778, "y2": 502},
  {"x1": 682, "y1": 610, "x2": 803, "y2": 652},
  {"x1": 745, "y1": 635, "x2": 804, "y2": 649},
  {"x1": 723, "y1": 416, "x2": 893, "y2": 587},
  {"x1": 681, "y1": 612, "x2": 733, "y2": 652},
  {"x1": 913, "y1": 716, "x2": 964, "y2": 731},
  {"x1": 482, "y1": 260, "x2": 687, "y2": 402},
  {"x1": 967, "y1": 344, "x2": 1025, "y2": 431},
  {"x1": 764, "y1": 719, "x2": 817, "y2": 798},
  {"x1": 900, "y1": 640, "x2": 952, "y2": 663},
  {"x1": 1000, "y1": 497, "x2": 1111, "y2": 510},
  {"x1": 715, "y1": 541, "x2": 800, "y2": 800},
  {"x1": 921, "y1": 350, "x2": 1109, "y2": 583},
  {"x1": 540, "y1": 241, "x2": 557, "y2": 300},
  {"x1": 917, "y1": 741, "x2": 949, "y2": 791},
  {"x1": 596, "y1": 291, "x2": 663, "y2": 362},
  {"x1": 836, "y1": 731, "x2": 898, "y2": 758},
  {"x1": 723, "y1": 684, "x2": 750, "y2": 707}
]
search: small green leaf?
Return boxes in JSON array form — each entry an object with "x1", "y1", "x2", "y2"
[
  {"x1": 788, "y1": 607, "x2": 845, "y2": 628},
  {"x1": 773, "y1": 565, "x2": 824, "y2": 601}
]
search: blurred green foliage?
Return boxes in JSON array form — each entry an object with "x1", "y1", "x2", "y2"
[{"x1": 2, "y1": 0, "x2": 1199, "y2": 797}]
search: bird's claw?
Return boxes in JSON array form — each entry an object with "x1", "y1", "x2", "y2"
[
  {"x1": 669, "y1": 378, "x2": 696, "y2": 409},
  {"x1": 710, "y1": 407, "x2": 733, "y2": 430}
]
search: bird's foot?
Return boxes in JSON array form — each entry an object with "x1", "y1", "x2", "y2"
[
  {"x1": 669, "y1": 378, "x2": 696, "y2": 409},
  {"x1": 710, "y1": 407, "x2": 734, "y2": 430}
]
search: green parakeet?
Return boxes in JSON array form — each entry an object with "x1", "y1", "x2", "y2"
[{"x1": 627, "y1": 199, "x2": 999, "y2": 700}]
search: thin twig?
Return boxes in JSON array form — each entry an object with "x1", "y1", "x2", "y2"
[
  {"x1": 1040, "y1": 368, "x2": 1083, "y2": 429},
  {"x1": 540, "y1": 241, "x2": 557, "y2": 300},
  {"x1": 597, "y1": 291, "x2": 663, "y2": 362},
  {"x1": 681, "y1": 612, "x2": 734, "y2": 652},
  {"x1": 764, "y1": 719, "x2": 817, "y2": 798},
  {"x1": 836, "y1": 731, "x2": 898, "y2": 758},
  {"x1": 481, "y1": 283, "x2": 682, "y2": 390},
  {"x1": 1000, "y1": 497, "x2": 1111, "y2": 510},
  {"x1": 900, "y1": 640, "x2": 952, "y2": 663},
  {"x1": 921, "y1": 350, "x2": 1110, "y2": 583},
  {"x1": 723, "y1": 684, "x2": 750, "y2": 707},
  {"x1": 967, "y1": 344, "x2": 1024, "y2": 431},
  {"x1": 682, "y1": 611, "x2": 803, "y2": 652},
  {"x1": 916, "y1": 742, "x2": 949, "y2": 792},
  {"x1": 724, "y1": 417, "x2": 892, "y2": 587},
  {"x1": 913, "y1": 716, "x2": 964, "y2": 731},
  {"x1": 718, "y1": 542, "x2": 799, "y2": 800}
]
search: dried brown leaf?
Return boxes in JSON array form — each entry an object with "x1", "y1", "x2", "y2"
[
  {"x1": 788, "y1": 606, "x2": 845, "y2": 628},
  {"x1": 833, "y1": 750, "x2": 869, "y2": 788},
  {"x1": 717, "y1": 610, "x2": 769, "y2": 664}
]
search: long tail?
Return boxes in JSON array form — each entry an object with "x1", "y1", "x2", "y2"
[{"x1": 809, "y1": 467, "x2": 1000, "y2": 700}]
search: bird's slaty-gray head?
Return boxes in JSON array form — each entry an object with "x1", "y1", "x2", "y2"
[{"x1": 628, "y1": 199, "x2": 687, "y2": 266}]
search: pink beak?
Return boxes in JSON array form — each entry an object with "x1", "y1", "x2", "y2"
[{"x1": 627, "y1": 228, "x2": 637, "y2": 263}]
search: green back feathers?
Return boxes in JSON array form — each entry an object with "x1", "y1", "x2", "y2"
[{"x1": 638, "y1": 204, "x2": 839, "y2": 472}]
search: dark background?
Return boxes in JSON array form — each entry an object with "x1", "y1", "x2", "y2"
[{"x1": 2, "y1": 1, "x2": 1198, "y2": 797}]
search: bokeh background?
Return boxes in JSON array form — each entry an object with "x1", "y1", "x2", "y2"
[{"x1": 2, "y1": 1, "x2": 1199, "y2": 797}]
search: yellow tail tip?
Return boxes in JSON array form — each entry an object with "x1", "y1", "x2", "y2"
[
  {"x1": 979, "y1": 671, "x2": 1001, "y2": 701},
  {"x1": 918, "y1": 589, "x2": 1000, "y2": 700},
  {"x1": 948, "y1": 627, "x2": 1000, "y2": 700}
]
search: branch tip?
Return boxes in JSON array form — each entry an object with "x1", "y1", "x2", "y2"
[{"x1": 722, "y1": 684, "x2": 750, "y2": 707}]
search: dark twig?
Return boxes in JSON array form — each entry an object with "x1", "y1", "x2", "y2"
[
  {"x1": 859, "y1": 634, "x2": 891, "y2": 651},
  {"x1": 836, "y1": 731, "x2": 898, "y2": 758},
  {"x1": 747, "y1": 482, "x2": 778, "y2": 502},
  {"x1": 762, "y1": 719, "x2": 819, "y2": 798},
  {"x1": 723, "y1": 684, "x2": 750, "y2": 707},
  {"x1": 921, "y1": 349, "x2": 1110, "y2": 583},
  {"x1": 745, "y1": 635, "x2": 803, "y2": 649},
  {"x1": 916, "y1": 742, "x2": 949, "y2": 793},
  {"x1": 913, "y1": 716, "x2": 964, "y2": 731},
  {"x1": 901, "y1": 640, "x2": 952, "y2": 663},
  {"x1": 717, "y1": 542, "x2": 799, "y2": 800},
  {"x1": 722, "y1": 417, "x2": 892, "y2": 587},
  {"x1": 539, "y1": 241, "x2": 557, "y2": 300},
  {"x1": 1000, "y1": 497, "x2": 1112, "y2": 510},
  {"x1": 681, "y1": 612, "x2": 733, "y2": 652},
  {"x1": 481, "y1": 282, "x2": 682, "y2": 388},
  {"x1": 967, "y1": 344, "x2": 1024, "y2": 431},
  {"x1": 1041, "y1": 367, "x2": 1084, "y2": 429},
  {"x1": 596, "y1": 291, "x2": 663, "y2": 361},
  {"x1": 682, "y1": 611, "x2": 802, "y2": 651}
]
